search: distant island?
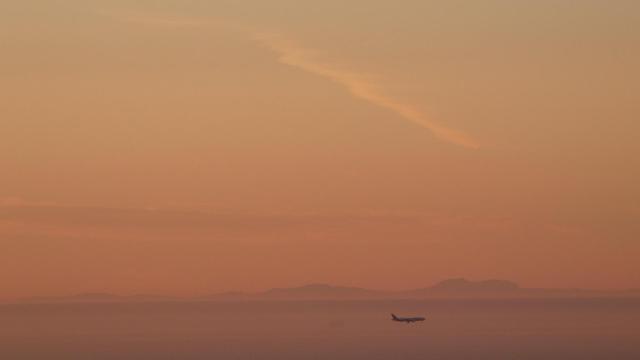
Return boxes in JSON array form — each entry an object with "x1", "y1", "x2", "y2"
[{"x1": 12, "y1": 278, "x2": 639, "y2": 304}]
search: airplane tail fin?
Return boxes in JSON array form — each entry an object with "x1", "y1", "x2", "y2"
[{"x1": 391, "y1": 313, "x2": 399, "y2": 320}]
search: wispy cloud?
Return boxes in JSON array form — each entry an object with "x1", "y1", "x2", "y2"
[
  {"x1": 253, "y1": 32, "x2": 480, "y2": 149},
  {"x1": 100, "y1": 12, "x2": 479, "y2": 148}
]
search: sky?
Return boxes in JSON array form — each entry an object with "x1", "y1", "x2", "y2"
[{"x1": 1, "y1": 0, "x2": 639, "y2": 298}]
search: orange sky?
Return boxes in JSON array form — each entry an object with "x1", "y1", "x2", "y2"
[{"x1": 1, "y1": 1, "x2": 639, "y2": 297}]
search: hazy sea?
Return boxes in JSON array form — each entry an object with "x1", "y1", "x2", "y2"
[{"x1": 1, "y1": 298, "x2": 639, "y2": 359}]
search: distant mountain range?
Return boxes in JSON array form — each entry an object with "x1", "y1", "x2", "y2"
[
  {"x1": 20, "y1": 293, "x2": 178, "y2": 304},
  {"x1": 14, "y1": 279, "x2": 640, "y2": 304}
]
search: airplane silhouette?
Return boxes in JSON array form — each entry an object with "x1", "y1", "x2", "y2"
[{"x1": 391, "y1": 313, "x2": 425, "y2": 323}]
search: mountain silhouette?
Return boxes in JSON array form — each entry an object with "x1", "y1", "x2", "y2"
[
  {"x1": 259, "y1": 283, "x2": 383, "y2": 300},
  {"x1": 20, "y1": 293, "x2": 177, "y2": 303},
  {"x1": 15, "y1": 278, "x2": 637, "y2": 304},
  {"x1": 427, "y1": 278, "x2": 520, "y2": 292}
]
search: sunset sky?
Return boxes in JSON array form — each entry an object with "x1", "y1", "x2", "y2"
[{"x1": 1, "y1": 1, "x2": 639, "y2": 298}]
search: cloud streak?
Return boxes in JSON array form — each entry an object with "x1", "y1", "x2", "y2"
[
  {"x1": 254, "y1": 32, "x2": 480, "y2": 149},
  {"x1": 101, "y1": 11, "x2": 479, "y2": 148}
]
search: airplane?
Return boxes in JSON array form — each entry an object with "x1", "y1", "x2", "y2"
[{"x1": 391, "y1": 313, "x2": 425, "y2": 323}]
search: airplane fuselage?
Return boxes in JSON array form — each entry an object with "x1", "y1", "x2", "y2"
[{"x1": 391, "y1": 314, "x2": 425, "y2": 323}]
